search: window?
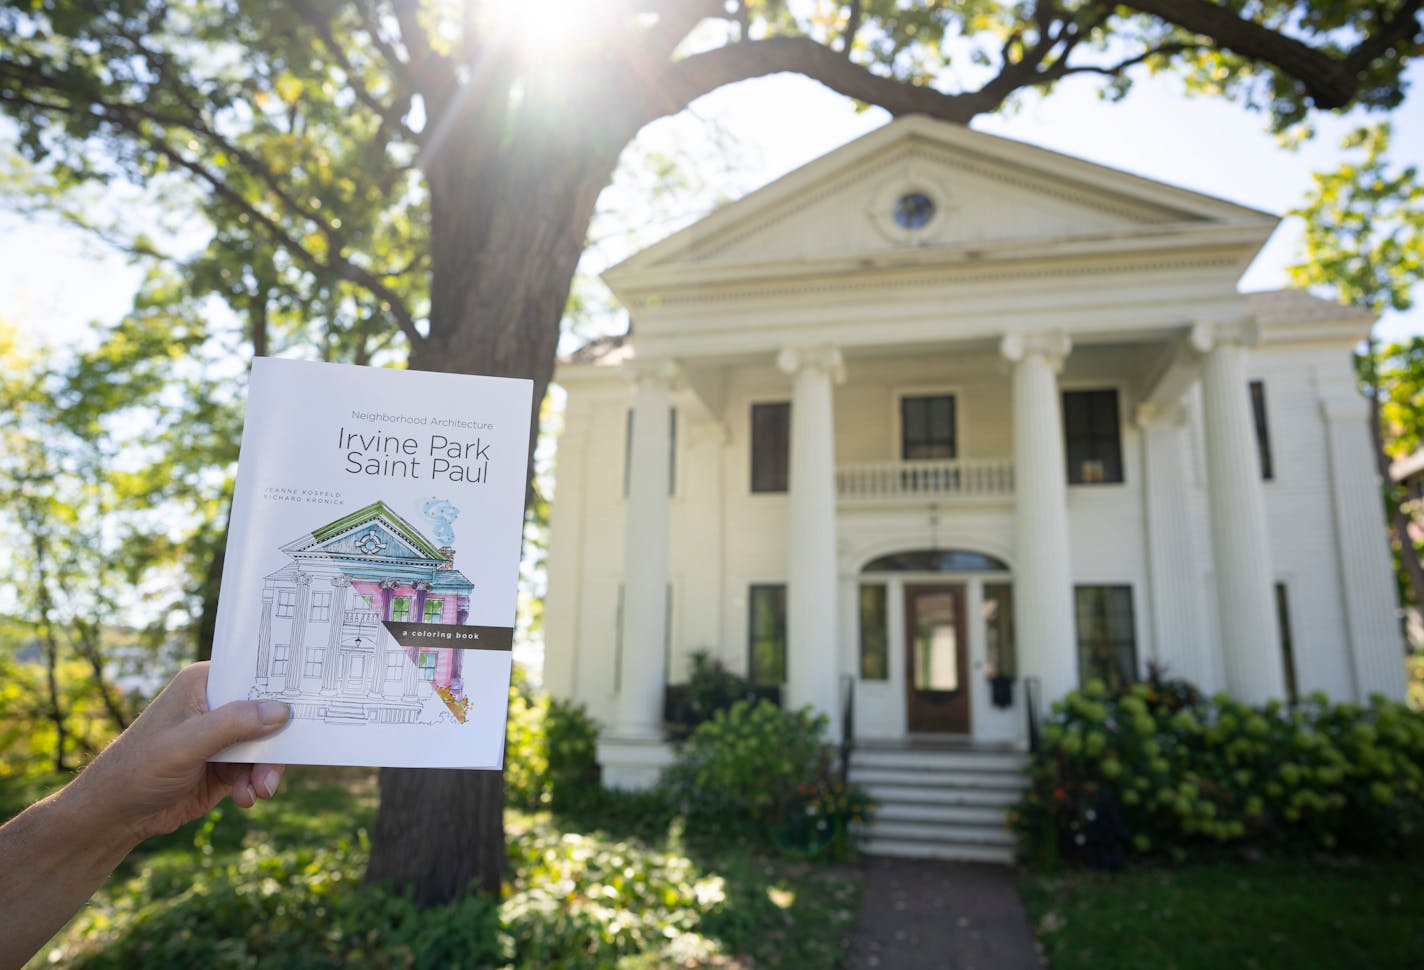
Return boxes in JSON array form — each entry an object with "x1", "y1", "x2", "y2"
[
  {"x1": 305, "y1": 648, "x2": 324, "y2": 679},
  {"x1": 1063, "y1": 389, "x2": 1124, "y2": 484},
  {"x1": 418, "y1": 650, "x2": 437, "y2": 682},
  {"x1": 1250, "y1": 380, "x2": 1274, "y2": 481},
  {"x1": 859, "y1": 584, "x2": 889, "y2": 680},
  {"x1": 1276, "y1": 583, "x2": 1298, "y2": 704},
  {"x1": 272, "y1": 644, "x2": 289, "y2": 676},
  {"x1": 750, "y1": 402, "x2": 791, "y2": 493},
  {"x1": 392, "y1": 596, "x2": 411, "y2": 622},
  {"x1": 423, "y1": 598, "x2": 444, "y2": 623},
  {"x1": 1074, "y1": 585, "x2": 1137, "y2": 690},
  {"x1": 983, "y1": 583, "x2": 1016, "y2": 678},
  {"x1": 748, "y1": 584, "x2": 787, "y2": 686},
  {"x1": 386, "y1": 651, "x2": 403, "y2": 681},
  {"x1": 275, "y1": 589, "x2": 296, "y2": 618},
  {"x1": 623, "y1": 407, "x2": 677, "y2": 496},
  {"x1": 901, "y1": 394, "x2": 956, "y2": 460},
  {"x1": 310, "y1": 591, "x2": 332, "y2": 622}
]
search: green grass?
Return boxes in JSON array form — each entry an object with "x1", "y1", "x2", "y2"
[
  {"x1": 1021, "y1": 855, "x2": 1424, "y2": 970},
  {"x1": 10, "y1": 767, "x2": 860, "y2": 969}
]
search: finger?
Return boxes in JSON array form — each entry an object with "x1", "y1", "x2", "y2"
[
  {"x1": 178, "y1": 698, "x2": 292, "y2": 763},
  {"x1": 251, "y1": 763, "x2": 286, "y2": 800},
  {"x1": 228, "y1": 764, "x2": 258, "y2": 809},
  {"x1": 213, "y1": 761, "x2": 247, "y2": 786}
]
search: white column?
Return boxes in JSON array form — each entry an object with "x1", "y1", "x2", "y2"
[
  {"x1": 1318, "y1": 373, "x2": 1407, "y2": 700},
  {"x1": 1137, "y1": 402, "x2": 1215, "y2": 691},
  {"x1": 778, "y1": 345, "x2": 844, "y2": 733},
  {"x1": 1192, "y1": 322, "x2": 1284, "y2": 704},
  {"x1": 1000, "y1": 332, "x2": 1078, "y2": 704},
  {"x1": 612, "y1": 360, "x2": 676, "y2": 740}
]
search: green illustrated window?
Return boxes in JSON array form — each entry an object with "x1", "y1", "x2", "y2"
[
  {"x1": 1074, "y1": 585, "x2": 1136, "y2": 691},
  {"x1": 423, "y1": 598, "x2": 444, "y2": 623},
  {"x1": 859, "y1": 584, "x2": 889, "y2": 680},
  {"x1": 419, "y1": 651, "x2": 438, "y2": 682},
  {"x1": 748, "y1": 584, "x2": 787, "y2": 687},
  {"x1": 392, "y1": 596, "x2": 411, "y2": 622}
]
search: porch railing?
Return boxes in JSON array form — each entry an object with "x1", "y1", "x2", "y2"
[{"x1": 836, "y1": 457, "x2": 1014, "y2": 503}]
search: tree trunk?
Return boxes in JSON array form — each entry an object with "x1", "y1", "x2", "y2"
[{"x1": 361, "y1": 87, "x2": 629, "y2": 903}]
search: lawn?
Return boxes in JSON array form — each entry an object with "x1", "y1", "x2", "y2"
[
  {"x1": 1021, "y1": 854, "x2": 1424, "y2": 969},
  {"x1": 17, "y1": 766, "x2": 861, "y2": 969}
]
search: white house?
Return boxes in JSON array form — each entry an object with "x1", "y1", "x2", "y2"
[{"x1": 542, "y1": 117, "x2": 1406, "y2": 818}]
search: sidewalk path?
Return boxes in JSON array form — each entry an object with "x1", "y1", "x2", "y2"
[{"x1": 842, "y1": 856, "x2": 1047, "y2": 970}]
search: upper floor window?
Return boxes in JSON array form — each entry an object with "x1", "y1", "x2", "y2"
[
  {"x1": 1250, "y1": 380, "x2": 1274, "y2": 481},
  {"x1": 1063, "y1": 389, "x2": 1123, "y2": 484},
  {"x1": 901, "y1": 394, "x2": 956, "y2": 460},
  {"x1": 750, "y1": 401, "x2": 790, "y2": 493}
]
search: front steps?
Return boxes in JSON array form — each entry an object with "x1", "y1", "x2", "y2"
[{"x1": 849, "y1": 740, "x2": 1029, "y2": 864}]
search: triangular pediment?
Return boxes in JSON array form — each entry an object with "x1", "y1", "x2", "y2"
[
  {"x1": 283, "y1": 501, "x2": 447, "y2": 566},
  {"x1": 606, "y1": 116, "x2": 1275, "y2": 285}
]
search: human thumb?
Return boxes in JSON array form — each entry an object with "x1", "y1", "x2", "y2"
[{"x1": 184, "y1": 698, "x2": 291, "y2": 761}]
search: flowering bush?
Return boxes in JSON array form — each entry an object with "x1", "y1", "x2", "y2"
[
  {"x1": 1012, "y1": 679, "x2": 1424, "y2": 867},
  {"x1": 771, "y1": 779, "x2": 877, "y2": 862}
]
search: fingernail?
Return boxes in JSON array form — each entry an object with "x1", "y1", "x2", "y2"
[
  {"x1": 258, "y1": 701, "x2": 291, "y2": 726},
  {"x1": 258, "y1": 767, "x2": 281, "y2": 799}
]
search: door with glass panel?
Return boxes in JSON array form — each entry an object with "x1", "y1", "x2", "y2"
[{"x1": 904, "y1": 584, "x2": 970, "y2": 733}]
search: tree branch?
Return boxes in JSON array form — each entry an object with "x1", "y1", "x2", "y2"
[
  {"x1": 1119, "y1": 0, "x2": 1424, "y2": 110},
  {"x1": 651, "y1": 36, "x2": 990, "y2": 125},
  {"x1": 288, "y1": 0, "x2": 415, "y2": 143}
]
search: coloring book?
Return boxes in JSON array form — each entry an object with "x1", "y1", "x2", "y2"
[{"x1": 207, "y1": 357, "x2": 532, "y2": 768}]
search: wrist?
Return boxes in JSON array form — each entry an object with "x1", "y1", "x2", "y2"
[{"x1": 58, "y1": 767, "x2": 148, "y2": 864}]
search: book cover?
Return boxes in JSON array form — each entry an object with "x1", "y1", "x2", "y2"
[{"x1": 207, "y1": 357, "x2": 532, "y2": 769}]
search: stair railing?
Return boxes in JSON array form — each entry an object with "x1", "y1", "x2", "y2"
[
  {"x1": 1024, "y1": 674, "x2": 1042, "y2": 755},
  {"x1": 838, "y1": 673, "x2": 855, "y2": 785}
]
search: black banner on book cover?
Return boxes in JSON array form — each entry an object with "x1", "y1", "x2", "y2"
[{"x1": 382, "y1": 621, "x2": 514, "y2": 652}]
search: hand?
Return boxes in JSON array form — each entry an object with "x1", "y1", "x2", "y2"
[{"x1": 70, "y1": 661, "x2": 292, "y2": 844}]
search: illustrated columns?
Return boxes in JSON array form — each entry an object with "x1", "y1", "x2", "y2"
[
  {"x1": 282, "y1": 572, "x2": 314, "y2": 696},
  {"x1": 321, "y1": 576, "x2": 350, "y2": 695},
  {"x1": 1000, "y1": 332, "x2": 1078, "y2": 704},
  {"x1": 778, "y1": 344, "x2": 845, "y2": 730},
  {"x1": 1191, "y1": 322, "x2": 1284, "y2": 704},
  {"x1": 613, "y1": 360, "x2": 677, "y2": 740}
]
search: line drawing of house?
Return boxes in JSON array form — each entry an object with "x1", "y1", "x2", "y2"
[{"x1": 252, "y1": 500, "x2": 474, "y2": 725}]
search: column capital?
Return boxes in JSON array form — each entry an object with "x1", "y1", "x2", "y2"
[
  {"x1": 999, "y1": 331, "x2": 1071, "y2": 370},
  {"x1": 621, "y1": 357, "x2": 680, "y2": 388},
  {"x1": 777, "y1": 344, "x2": 846, "y2": 384},
  {"x1": 1189, "y1": 319, "x2": 1261, "y2": 354}
]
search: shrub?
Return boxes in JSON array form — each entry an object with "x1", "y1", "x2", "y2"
[
  {"x1": 1012, "y1": 679, "x2": 1424, "y2": 868},
  {"x1": 504, "y1": 678, "x2": 600, "y2": 812},
  {"x1": 663, "y1": 649, "x2": 778, "y2": 739},
  {"x1": 659, "y1": 699, "x2": 873, "y2": 859}
]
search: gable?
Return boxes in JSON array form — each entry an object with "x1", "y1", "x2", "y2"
[
  {"x1": 608, "y1": 116, "x2": 1274, "y2": 281},
  {"x1": 284, "y1": 500, "x2": 447, "y2": 566}
]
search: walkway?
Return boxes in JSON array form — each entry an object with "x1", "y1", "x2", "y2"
[{"x1": 842, "y1": 856, "x2": 1046, "y2": 969}]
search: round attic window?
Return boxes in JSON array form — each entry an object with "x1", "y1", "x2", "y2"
[{"x1": 892, "y1": 191, "x2": 936, "y2": 230}]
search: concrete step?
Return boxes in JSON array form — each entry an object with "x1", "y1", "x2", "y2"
[
  {"x1": 849, "y1": 767, "x2": 1030, "y2": 790},
  {"x1": 856, "y1": 783, "x2": 1023, "y2": 810},
  {"x1": 865, "y1": 819, "x2": 1016, "y2": 846},
  {"x1": 860, "y1": 836, "x2": 1016, "y2": 865},
  {"x1": 851, "y1": 748, "x2": 1027, "y2": 774},
  {"x1": 872, "y1": 802, "x2": 1008, "y2": 827}
]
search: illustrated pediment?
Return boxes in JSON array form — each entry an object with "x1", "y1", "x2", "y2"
[
  {"x1": 606, "y1": 116, "x2": 1275, "y2": 284},
  {"x1": 283, "y1": 501, "x2": 447, "y2": 566}
]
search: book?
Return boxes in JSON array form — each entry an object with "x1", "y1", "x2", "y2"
[{"x1": 207, "y1": 357, "x2": 532, "y2": 769}]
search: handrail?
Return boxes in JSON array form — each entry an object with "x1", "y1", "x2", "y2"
[
  {"x1": 838, "y1": 673, "x2": 855, "y2": 785},
  {"x1": 1024, "y1": 675, "x2": 1042, "y2": 754}
]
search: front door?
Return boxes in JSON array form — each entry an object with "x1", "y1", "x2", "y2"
[{"x1": 904, "y1": 584, "x2": 970, "y2": 733}]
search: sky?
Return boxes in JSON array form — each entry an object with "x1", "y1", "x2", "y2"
[{"x1": 1, "y1": 53, "x2": 1422, "y2": 349}]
